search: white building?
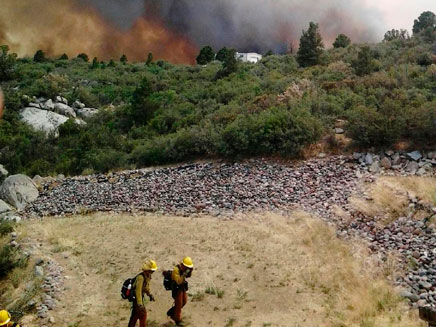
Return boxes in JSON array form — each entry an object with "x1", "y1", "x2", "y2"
[{"x1": 235, "y1": 52, "x2": 263, "y2": 63}]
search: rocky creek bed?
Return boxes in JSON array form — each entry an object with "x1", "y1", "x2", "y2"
[{"x1": 21, "y1": 155, "x2": 436, "y2": 308}]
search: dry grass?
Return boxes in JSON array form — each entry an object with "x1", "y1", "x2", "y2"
[
  {"x1": 350, "y1": 176, "x2": 436, "y2": 224},
  {"x1": 15, "y1": 211, "x2": 422, "y2": 327}
]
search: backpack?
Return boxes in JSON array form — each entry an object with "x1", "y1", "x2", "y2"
[
  {"x1": 163, "y1": 270, "x2": 173, "y2": 291},
  {"x1": 121, "y1": 274, "x2": 139, "y2": 301}
]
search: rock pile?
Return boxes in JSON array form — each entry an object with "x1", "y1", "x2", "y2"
[
  {"x1": 24, "y1": 157, "x2": 359, "y2": 219},
  {"x1": 353, "y1": 150, "x2": 436, "y2": 175},
  {"x1": 19, "y1": 95, "x2": 98, "y2": 137},
  {"x1": 36, "y1": 259, "x2": 64, "y2": 321}
]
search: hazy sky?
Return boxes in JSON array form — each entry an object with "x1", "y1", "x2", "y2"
[{"x1": 366, "y1": 0, "x2": 436, "y2": 32}]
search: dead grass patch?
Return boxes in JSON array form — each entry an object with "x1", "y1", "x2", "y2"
[{"x1": 17, "y1": 211, "x2": 422, "y2": 327}]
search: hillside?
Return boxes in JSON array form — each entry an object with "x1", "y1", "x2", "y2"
[{"x1": 0, "y1": 19, "x2": 435, "y2": 178}]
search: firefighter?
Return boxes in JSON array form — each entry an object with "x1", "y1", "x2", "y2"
[
  {"x1": 0, "y1": 310, "x2": 20, "y2": 327},
  {"x1": 128, "y1": 260, "x2": 157, "y2": 327},
  {"x1": 167, "y1": 257, "x2": 194, "y2": 326}
]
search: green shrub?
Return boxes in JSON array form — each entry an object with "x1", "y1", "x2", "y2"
[
  {"x1": 346, "y1": 105, "x2": 405, "y2": 147},
  {"x1": 0, "y1": 221, "x2": 13, "y2": 236},
  {"x1": 0, "y1": 245, "x2": 28, "y2": 278}
]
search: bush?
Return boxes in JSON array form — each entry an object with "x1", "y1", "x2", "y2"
[
  {"x1": 0, "y1": 45, "x2": 17, "y2": 81},
  {"x1": 346, "y1": 105, "x2": 405, "y2": 147},
  {"x1": 33, "y1": 50, "x2": 46, "y2": 62},
  {"x1": 0, "y1": 221, "x2": 13, "y2": 236},
  {"x1": 221, "y1": 107, "x2": 322, "y2": 156},
  {"x1": 0, "y1": 244, "x2": 27, "y2": 278},
  {"x1": 333, "y1": 34, "x2": 351, "y2": 48}
]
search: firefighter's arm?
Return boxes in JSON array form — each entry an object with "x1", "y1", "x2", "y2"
[
  {"x1": 171, "y1": 267, "x2": 185, "y2": 285},
  {"x1": 135, "y1": 275, "x2": 144, "y2": 306}
]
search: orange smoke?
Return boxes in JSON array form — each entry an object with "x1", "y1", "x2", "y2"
[{"x1": 0, "y1": 0, "x2": 197, "y2": 64}]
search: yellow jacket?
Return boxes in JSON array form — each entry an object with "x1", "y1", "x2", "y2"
[
  {"x1": 171, "y1": 265, "x2": 192, "y2": 286},
  {"x1": 134, "y1": 273, "x2": 152, "y2": 306}
]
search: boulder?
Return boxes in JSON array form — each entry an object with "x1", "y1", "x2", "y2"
[
  {"x1": 55, "y1": 96, "x2": 68, "y2": 105},
  {"x1": 407, "y1": 151, "x2": 422, "y2": 161},
  {"x1": 54, "y1": 103, "x2": 76, "y2": 118},
  {"x1": 76, "y1": 108, "x2": 98, "y2": 119},
  {"x1": 392, "y1": 153, "x2": 401, "y2": 166},
  {"x1": 365, "y1": 153, "x2": 374, "y2": 165},
  {"x1": 406, "y1": 161, "x2": 419, "y2": 174},
  {"x1": 42, "y1": 99, "x2": 55, "y2": 111},
  {"x1": 0, "y1": 199, "x2": 12, "y2": 214},
  {"x1": 380, "y1": 157, "x2": 392, "y2": 169},
  {"x1": 72, "y1": 100, "x2": 85, "y2": 109},
  {"x1": 334, "y1": 128, "x2": 344, "y2": 134},
  {"x1": 20, "y1": 107, "x2": 68, "y2": 137},
  {"x1": 0, "y1": 174, "x2": 39, "y2": 210},
  {"x1": 74, "y1": 118, "x2": 87, "y2": 126},
  {"x1": 369, "y1": 161, "x2": 380, "y2": 173},
  {"x1": 0, "y1": 164, "x2": 8, "y2": 178},
  {"x1": 28, "y1": 102, "x2": 42, "y2": 109}
]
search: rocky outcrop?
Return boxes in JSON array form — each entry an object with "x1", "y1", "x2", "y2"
[
  {"x1": 353, "y1": 151, "x2": 436, "y2": 175},
  {"x1": 0, "y1": 174, "x2": 39, "y2": 210},
  {"x1": 54, "y1": 103, "x2": 76, "y2": 118},
  {"x1": 19, "y1": 95, "x2": 98, "y2": 137},
  {"x1": 0, "y1": 199, "x2": 12, "y2": 214},
  {"x1": 20, "y1": 107, "x2": 68, "y2": 137},
  {"x1": 76, "y1": 107, "x2": 98, "y2": 119}
]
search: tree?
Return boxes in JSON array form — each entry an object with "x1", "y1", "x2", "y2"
[
  {"x1": 196, "y1": 46, "x2": 215, "y2": 65},
  {"x1": 297, "y1": 22, "x2": 324, "y2": 67},
  {"x1": 33, "y1": 50, "x2": 46, "y2": 62},
  {"x1": 59, "y1": 53, "x2": 69, "y2": 60},
  {"x1": 91, "y1": 57, "x2": 99, "y2": 69},
  {"x1": 120, "y1": 54, "x2": 128, "y2": 64},
  {"x1": 352, "y1": 46, "x2": 376, "y2": 76},
  {"x1": 0, "y1": 45, "x2": 17, "y2": 81},
  {"x1": 216, "y1": 47, "x2": 230, "y2": 62},
  {"x1": 264, "y1": 50, "x2": 274, "y2": 57},
  {"x1": 130, "y1": 77, "x2": 159, "y2": 125},
  {"x1": 413, "y1": 11, "x2": 436, "y2": 34},
  {"x1": 108, "y1": 59, "x2": 116, "y2": 67},
  {"x1": 216, "y1": 48, "x2": 238, "y2": 79},
  {"x1": 333, "y1": 34, "x2": 351, "y2": 48},
  {"x1": 146, "y1": 52, "x2": 153, "y2": 66},
  {"x1": 383, "y1": 29, "x2": 409, "y2": 42},
  {"x1": 77, "y1": 53, "x2": 89, "y2": 62}
]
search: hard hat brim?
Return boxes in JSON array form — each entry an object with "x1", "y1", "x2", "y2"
[
  {"x1": 182, "y1": 262, "x2": 194, "y2": 268},
  {"x1": 0, "y1": 318, "x2": 10, "y2": 326}
]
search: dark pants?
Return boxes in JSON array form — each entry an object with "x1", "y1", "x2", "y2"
[
  {"x1": 168, "y1": 289, "x2": 188, "y2": 324},
  {"x1": 128, "y1": 302, "x2": 147, "y2": 327}
]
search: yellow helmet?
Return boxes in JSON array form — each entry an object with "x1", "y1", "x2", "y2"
[
  {"x1": 142, "y1": 259, "x2": 158, "y2": 272},
  {"x1": 182, "y1": 257, "x2": 194, "y2": 268},
  {"x1": 0, "y1": 310, "x2": 11, "y2": 326}
]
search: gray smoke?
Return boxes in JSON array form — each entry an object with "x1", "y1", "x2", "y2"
[{"x1": 82, "y1": 0, "x2": 385, "y2": 53}]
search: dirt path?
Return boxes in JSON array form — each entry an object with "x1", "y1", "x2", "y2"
[{"x1": 18, "y1": 212, "x2": 420, "y2": 327}]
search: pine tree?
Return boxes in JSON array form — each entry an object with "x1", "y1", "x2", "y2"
[
  {"x1": 297, "y1": 22, "x2": 324, "y2": 67},
  {"x1": 196, "y1": 46, "x2": 215, "y2": 65},
  {"x1": 146, "y1": 52, "x2": 153, "y2": 66},
  {"x1": 413, "y1": 11, "x2": 436, "y2": 34},
  {"x1": 120, "y1": 54, "x2": 128, "y2": 64},
  {"x1": 77, "y1": 53, "x2": 89, "y2": 62},
  {"x1": 59, "y1": 53, "x2": 69, "y2": 60},
  {"x1": 333, "y1": 34, "x2": 351, "y2": 48},
  {"x1": 34, "y1": 50, "x2": 46, "y2": 62},
  {"x1": 216, "y1": 47, "x2": 229, "y2": 62},
  {"x1": 91, "y1": 57, "x2": 99, "y2": 69}
]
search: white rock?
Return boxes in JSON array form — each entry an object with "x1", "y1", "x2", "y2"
[
  {"x1": 0, "y1": 164, "x2": 8, "y2": 178},
  {"x1": 42, "y1": 99, "x2": 55, "y2": 111},
  {"x1": 77, "y1": 108, "x2": 98, "y2": 119},
  {"x1": 54, "y1": 103, "x2": 76, "y2": 118},
  {"x1": 72, "y1": 100, "x2": 85, "y2": 109},
  {"x1": 55, "y1": 96, "x2": 68, "y2": 105},
  {"x1": 20, "y1": 107, "x2": 68, "y2": 137},
  {"x1": 74, "y1": 118, "x2": 87, "y2": 126},
  {"x1": 0, "y1": 174, "x2": 39, "y2": 210},
  {"x1": 28, "y1": 102, "x2": 42, "y2": 109},
  {"x1": 0, "y1": 199, "x2": 12, "y2": 214}
]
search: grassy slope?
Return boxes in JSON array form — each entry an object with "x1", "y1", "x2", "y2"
[{"x1": 14, "y1": 211, "x2": 422, "y2": 327}]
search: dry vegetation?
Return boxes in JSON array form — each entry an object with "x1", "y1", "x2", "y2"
[
  {"x1": 350, "y1": 176, "x2": 436, "y2": 225},
  {"x1": 11, "y1": 211, "x2": 422, "y2": 327}
]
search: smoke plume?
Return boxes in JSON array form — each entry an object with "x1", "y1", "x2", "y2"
[
  {"x1": 0, "y1": 0, "x2": 196, "y2": 63},
  {"x1": 0, "y1": 0, "x2": 384, "y2": 63}
]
